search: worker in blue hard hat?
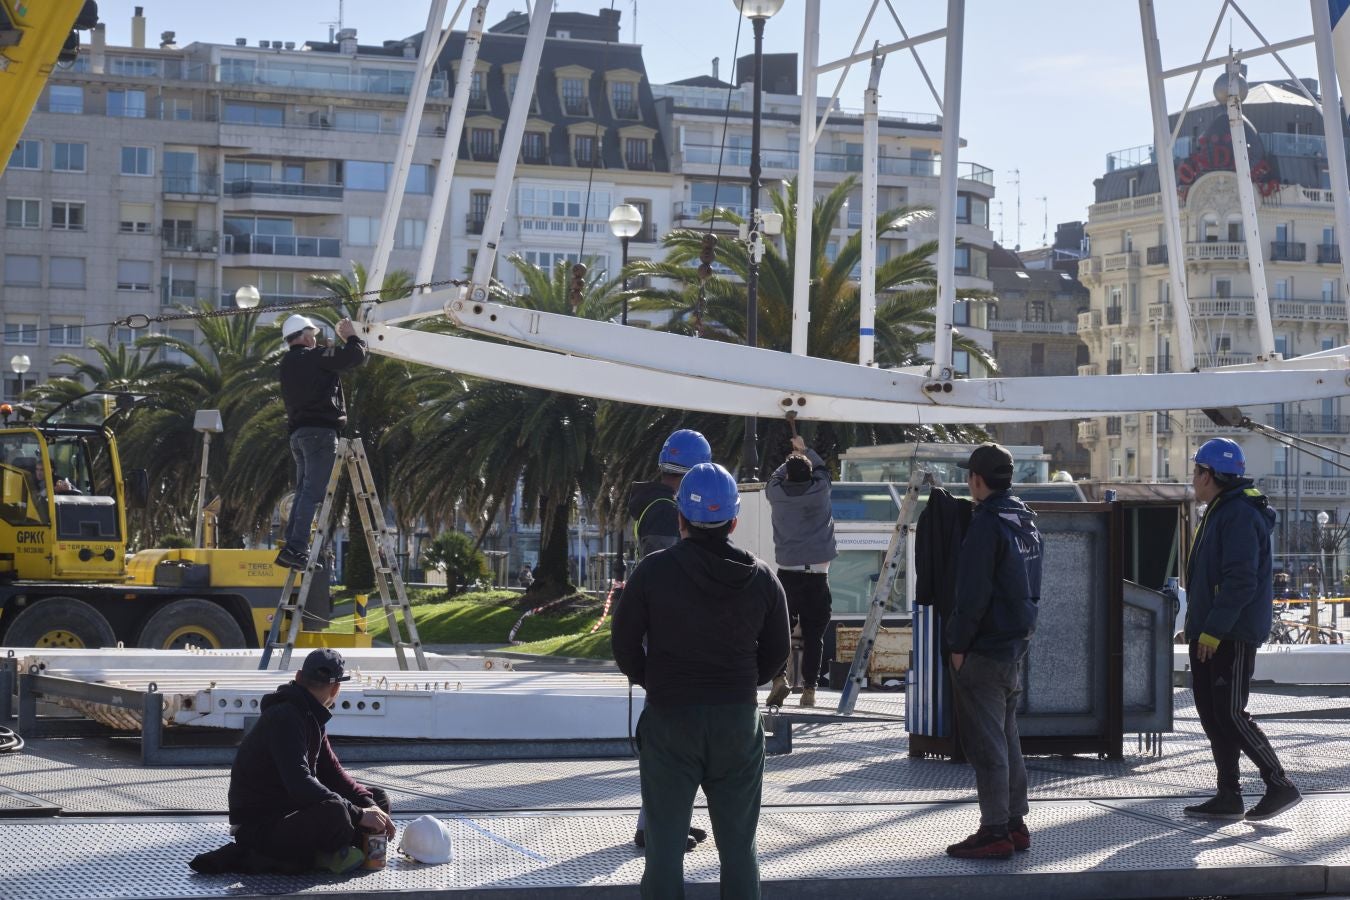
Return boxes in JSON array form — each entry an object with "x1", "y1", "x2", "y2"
[
  {"x1": 612, "y1": 462, "x2": 789, "y2": 898},
  {"x1": 1183, "y1": 438, "x2": 1300, "y2": 823}
]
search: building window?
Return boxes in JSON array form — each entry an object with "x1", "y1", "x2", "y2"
[
  {"x1": 3, "y1": 318, "x2": 39, "y2": 344},
  {"x1": 2, "y1": 372, "x2": 37, "y2": 400},
  {"x1": 48, "y1": 256, "x2": 85, "y2": 288},
  {"x1": 120, "y1": 146, "x2": 154, "y2": 176},
  {"x1": 3, "y1": 255, "x2": 41, "y2": 286},
  {"x1": 223, "y1": 101, "x2": 285, "y2": 126},
  {"x1": 468, "y1": 70, "x2": 487, "y2": 109},
  {"x1": 955, "y1": 193, "x2": 989, "y2": 226},
  {"x1": 347, "y1": 215, "x2": 379, "y2": 246},
  {"x1": 109, "y1": 57, "x2": 162, "y2": 77},
  {"x1": 5, "y1": 199, "x2": 40, "y2": 229},
  {"x1": 561, "y1": 77, "x2": 589, "y2": 116},
  {"x1": 506, "y1": 73, "x2": 540, "y2": 113},
  {"x1": 50, "y1": 201, "x2": 85, "y2": 231},
  {"x1": 1026, "y1": 300, "x2": 1046, "y2": 322},
  {"x1": 9, "y1": 140, "x2": 41, "y2": 170},
  {"x1": 1273, "y1": 277, "x2": 1291, "y2": 301},
  {"x1": 470, "y1": 128, "x2": 498, "y2": 161},
  {"x1": 1323, "y1": 279, "x2": 1339, "y2": 303},
  {"x1": 343, "y1": 161, "x2": 431, "y2": 193},
  {"x1": 108, "y1": 89, "x2": 148, "y2": 118},
  {"x1": 48, "y1": 85, "x2": 83, "y2": 114},
  {"x1": 611, "y1": 80, "x2": 638, "y2": 118},
  {"x1": 1214, "y1": 278, "x2": 1232, "y2": 299},
  {"x1": 117, "y1": 260, "x2": 153, "y2": 292},
  {"x1": 625, "y1": 137, "x2": 650, "y2": 169},
  {"x1": 52, "y1": 142, "x2": 87, "y2": 172},
  {"x1": 521, "y1": 131, "x2": 547, "y2": 163},
  {"x1": 574, "y1": 133, "x2": 598, "y2": 167},
  {"x1": 119, "y1": 202, "x2": 153, "y2": 234},
  {"x1": 468, "y1": 191, "x2": 491, "y2": 234},
  {"x1": 49, "y1": 321, "x2": 84, "y2": 346},
  {"x1": 952, "y1": 349, "x2": 971, "y2": 375},
  {"x1": 394, "y1": 218, "x2": 426, "y2": 250}
]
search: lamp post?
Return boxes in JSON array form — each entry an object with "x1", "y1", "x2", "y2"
[
  {"x1": 192, "y1": 409, "x2": 224, "y2": 548},
  {"x1": 608, "y1": 204, "x2": 643, "y2": 326},
  {"x1": 7, "y1": 354, "x2": 31, "y2": 412},
  {"x1": 734, "y1": 0, "x2": 783, "y2": 481},
  {"x1": 1317, "y1": 509, "x2": 1330, "y2": 628}
]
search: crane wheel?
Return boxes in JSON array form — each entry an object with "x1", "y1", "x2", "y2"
[
  {"x1": 138, "y1": 598, "x2": 246, "y2": 650},
  {"x1": 3, "y1": 596, "x2": 117, "y2": 648}
]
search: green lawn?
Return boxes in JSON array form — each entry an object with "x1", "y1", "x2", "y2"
[{"x1": 327, "y1": 588, "x2": 614, "y2": 655}]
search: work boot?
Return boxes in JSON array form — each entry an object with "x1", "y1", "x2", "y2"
[
  {"x1": 1007, "y1": 817, "x2": 1030, "y2": 852},
  {"x1": 799, "y1": 687, "x2": 816, "y2": 708},
  {"x1": 945, "y1": 825, "x2": 1014, "y2": 860},
  {"x1": 765, "y1": 674, "x2": 790, "y2": 707},
  {"x1": 313, "y1": 846, "x2": 364, "y2": 875},
  {"x1": 1245, "y1": 784, "x2": 1302, "y2": 821},
  {"x1": 274, "y1": 546, "x2": 309, "y2": 570},
  {"x1": 1183, "y1": 789, "x2": 1245, "y2": 820}
]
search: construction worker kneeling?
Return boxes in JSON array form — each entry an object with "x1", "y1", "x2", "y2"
[{"x1": 613, "y1": 463, "x2": 790, "y2": 900}]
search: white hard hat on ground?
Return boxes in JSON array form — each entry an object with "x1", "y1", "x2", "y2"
[
  {"x1": 399, "y1": 815, "x2": 453, "y2": 864},
  {"x1": 281, "y1": 314, "x2": 319, "y2": 342}
]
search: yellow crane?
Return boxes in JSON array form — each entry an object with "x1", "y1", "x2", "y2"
[{"x1": 0, "y1": 0, "x2": 97, "y2": 177}]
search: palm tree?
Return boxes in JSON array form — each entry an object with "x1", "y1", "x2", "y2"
[
  {"x1": 393, "y1": 254, "x2": 624, "y2": 598},
  {"x1": 603, "y1": 176, "x2": 991, "y2": 488}
]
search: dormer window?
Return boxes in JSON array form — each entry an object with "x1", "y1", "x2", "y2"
[
  {"x1": 556, "y1": 66, "x2": 594, "y2": 117},
  {"x1": 618, "y1": 125, "x2": 657, "y2": 171},
  {"x1": 466, "y1": 117, "x2": 501, "y2": 162},
  {"x1": 504, "y1": 66, "x2": 540, "y2": 114},
  {"x1": 611, "y1": 80, "x2": 638, "y2": 119},
  {"x1": 468, "y1": 70, "x2": 488, "y2": 110},
  {"x1": 520, "y1": 121, "x2": 551, "y2": 164},
  {"x1": 575, "y1": 133, "x2": 597, "y2": 167}
]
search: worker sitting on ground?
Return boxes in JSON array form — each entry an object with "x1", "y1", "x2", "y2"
[
  {"x1": 224, "y1": 648, "x2": 395, "y2": 874},
  {"x1": 764, "y1": 434, "x2": 838, "y2": 708}
]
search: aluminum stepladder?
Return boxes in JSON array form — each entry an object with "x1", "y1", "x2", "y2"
[
  {"x1": 258, "y1": 437, "x2": 428, "y2": 672},
  {"x1": 836, "y1": 466, "x2": 939, "y2": 715}
]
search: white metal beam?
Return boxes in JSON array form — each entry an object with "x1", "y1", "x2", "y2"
[
  {"x1": 791, "y1": 0, "x2": 819, "y2": 356},
  {"x1": 1310, "y1": 0, "x2": 1350, "y2": 304},
  {"x1": 930, "y1": 0, "x2": 963, "y2": 379},
  {"x1": 860, "y1": 47, "x2": 883, "y2": 367},
  {"x1": 1223, "y1": 58, "x2": 1277, "y2": 361}
]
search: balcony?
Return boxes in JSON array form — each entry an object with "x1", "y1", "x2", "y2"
[
  {"x1": 1078, "y1": 257, "x2": 1101, "y2": 278},
  {"x1": 1078, "y1": 421, "x2": 1100, "y2": 442},
  {"x1": 1318, "y1": 244, "x2": 1342, "y2": 264},
  {"x1": 161, "y1": 228, "x2": 219, "y2": 255},
  {"x1": 1186, "y1": 241, "x2": 1247, "y2": 261},
  {"x1": 1146, "y1": 245, "x2": 1168, "y2": 265},
  {"x1": 1106, "y1": 359, "x2": 1123, "y2": 375},
  {"x1": 1077, "y1": 310, "x2": 1101, "y2": 331},
  {"x1": 224, "y1": 179, "x2": 343, "y2": 200},
  {"x1": 1187, "y1": 412, "x2": 1245, "y2": 433},
  {"x1": 613, "y1": 101, "x2": 640, "y2": 120},
  {"x1": 222, "y1": 233, "x2": 340, "y2": 258},
  {"x1": 1258, "y1": 475, "x2": 1350, "y2": 498},
  {"x1": 563, "y1": 98, "x2": 591, "y2": 116},
  {"x1": 162, "y1": 173, "x2": 220, "y2": 197},
  {"x1": 1191, "y1": 297, "x2": 1254, "y2": 318},
  {"x1": 1146, "y1": 302, "x2": 1172, "y2": 323},
  {"x1": 1077, "y1": 363, "x2": 1099, "y2": 377},
  {"x1": 1106, "y1": 306, "x2": 1123, "y2": 325},
  {"x1": 1102, "y1": 251, "x2": 1139, "y2": 271},
  {"x1": 1194, "y1": 352, "x2": 1254, "y2": 367},
  {"x1": 1266, "y1": 413, "x2": 1350, "y2": 435},
  {"x1": 1273, "y1": 300, "x2": 1348, "y2": 322},
  {"x1": 466, "y1": 212, "x2": 486, "y2": 235},
  {"x1": 1270, "y1": 241, "x2": 1307, "y2": 262},
  {"x1": 1088, "y1": 193, "x2": 1162, "y2": 220},
  {"x1": 985, "y1": 319, "x2": 1077, "y2": 334}
]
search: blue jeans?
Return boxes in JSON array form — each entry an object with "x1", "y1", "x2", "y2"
[{"x1": 282, "y1": 427, "x2": 337, "y2": 555}]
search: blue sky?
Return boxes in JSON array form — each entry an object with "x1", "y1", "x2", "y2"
[{"x1": 95, "y1": 1, "x2": 1319, "y2": 248}]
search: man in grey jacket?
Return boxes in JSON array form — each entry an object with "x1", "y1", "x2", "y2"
[{"x1": 765, "y1": 435, "x2": 837, "y2": 707}]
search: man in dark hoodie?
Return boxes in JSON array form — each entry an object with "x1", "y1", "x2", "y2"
[
  {"x1": 1183, "y1": 438, "x2": 1301, "y2": 822},
  {"x1": 613, "y1": 462, "x2": 790, "y2": 900},
  {"x1": 764, "y1": 433, "x2": 837, "y2": 708},
  {"x1": 276, "y1": 313, "x2": 367, "y2": 571},
  {"x1": 228, "y1": 648, "x2": 394, "y2": 874},
  {"x1": 944, "y1": 443, "x2": 1041, "y2": 860}
]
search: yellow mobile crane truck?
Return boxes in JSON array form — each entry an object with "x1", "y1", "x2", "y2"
[{"x1": 0, "y1": 396, "x2": 360, "y2": 651}]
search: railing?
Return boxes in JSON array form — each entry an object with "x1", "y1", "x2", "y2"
[
  {"x1": 224, "y1": 179, "x2": 342, "y2": 200},
  {"x1": 1106, "y1": 306, "x2": 1123, "y2": 325},
  {"x1": 1262, "y1": 132, "x2": 1327, "y2": 158},
  {"x1": 563, "y1": 98, "x2": 591, "y2": 116},
  {"x1": 1186, "y1": 241, "x2": 1247, "y2": 260},
  {"x1": 985, "y1": 319, "x2": 1077, "y2": 334},
  {"x1": 222, "y1": 110, "x2": 444, "y2": 137},
  {"x1": 517, "y1": 216, "x2": 609, "y2": 237},
  {"x1": 1077, "y1": 310, "x2": 1101, "y2": 330},
  {"x1": 1078, "y1": 421, "x2": 1100, "y2": 442},
  {"x1": 1318, "y1": 244, "x2": 1341, "y2": 264},
  {"x1": 1078, "y1": 257, "x2": 1101, "y2": 277},
  {"x1": 1191, "y1": 296, "x2": 1255, "y2": 318},
  {"x1": 1194, "y1": 352, "x2": 1254, "y2": 367},
  {"x1": 1271, "y1": 241, "x2": 1307, "y2": 261},
  {"x1": 1077, "y1": 363, "x2": 1099, "y2": 377},
  {"x1": 834, "y1": 106, "x2": 941, "y2": 126},
  {"x1": 222, "y1": 233, "x2": 341, "y2": 258},
  {"x1": 1266, "y1": 413, "x2": 1350, "y2": 435},
  {"x1": 1273, "y1": 300, "x2": 1348, "y2": 322},
  {"x1": 1146, "y1": 245, "x2": 1168, "y2": 265},
  {"x1": 218, "y1": 69, "x2": 448, "y2": 98},
  {"x1": 1258, "y1": 475, "x2": 1350, "y2": 498},
  {"x1": 1106, "y1": 359, "x2": 1123, "y2": 375},
  {"x1": 163, "y1": 173, "x2": 220, "y2": 195},
  {"x1": 470, "y1": 147, "x2": 501, "y2": 163},
  {"x1": 613, "y1": 101, "x2": 640, "y2": 120},
  {"x1": 1146, "y1": 302, "x2": 1172, "y2": 323},
  {"x1": 675, "y1": 144, "x2": 993, "y2": 183},
  {"x1": 673, "y1": 200, "x2": 749, "y2": 222},
  {"x1": 466, "y1": 213, "x2": 486, "y2": 235},
  {"x1": 161, "y1": 228, "x2": 219, "y2": 254},
  {"x1": 1187, "y1": 412, "x2": 1245, "y2": 433},
  {"x1": 466, "y1": 93, "x2": 489, "y2": 111},
  {"x1": 1088, "y1": 194, "x2": 1162, "y2": 219},
  {"x1": 1102, "y1": 251, "x2": 1138, "y2": 271}
]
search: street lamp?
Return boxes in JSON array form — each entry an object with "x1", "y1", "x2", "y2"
[
  {"x1": 733, "y1": 0, "x2": 783, "y2": 481},
  {"x1": 1317, "y1": 509, "x2": 1331, "y2": 628},
  {"x1": 608, "y1": 204, "x2": 643, "y2": 327},
  {"x1": 8, "y1": 354, "x2": 31, "y2": 407},
  {"x1": 192, "y1": 409, "x2": 224, "y2": 548},
  {"x1": 234, "y1": 284, "x2": 261, "y2": 309}
]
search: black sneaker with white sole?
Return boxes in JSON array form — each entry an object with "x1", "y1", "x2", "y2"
[
  {"x1": 274, "y1": 546, "x2": 309, "y2": 570},
  {"x1": 1183, "y1": 790, "x2": 1245, "y2": 820},
  {"x1": 1245, "y1": 784, "x2": 1301, "y2": 821}
]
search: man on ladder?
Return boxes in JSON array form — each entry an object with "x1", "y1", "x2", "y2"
[{"x1": 275, "y1": 313, "x2": 367, "y2": 571}]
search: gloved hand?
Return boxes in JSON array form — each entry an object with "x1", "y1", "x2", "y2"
[{"x1": 1196, "y1": 632, "x2": 1221, "y2": 661}]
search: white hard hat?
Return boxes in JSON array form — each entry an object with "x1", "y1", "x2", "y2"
[
  {"x1": 399, "y1": 815, "x2": 452, "y2": 864},
  {"x1": 281, "y1": 314, "x2": 319, "y2": 342}
]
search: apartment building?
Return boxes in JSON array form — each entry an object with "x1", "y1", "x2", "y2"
[{"x1": 1077, "y1": 78, "x2": 1350, "y2": 564}]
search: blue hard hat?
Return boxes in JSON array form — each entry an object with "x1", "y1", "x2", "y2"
[
  {"x1": 677, "y1": 463, "x2": 741, "y2": 525},
  {"x1": 1193, "y1": 438, "x2": 1245, "y2": 476},
  {"x1": 659, "y1": 429, "x2": 712, "y2": 474}
]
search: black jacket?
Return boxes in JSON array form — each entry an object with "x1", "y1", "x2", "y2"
[
  {"x1": 945, "y1": 490, "x2": 1042, "y2": 660},
  {"x1": 1184, "y1": 479, "x2": 1278, "y2": 645},
  {"x1": 914, "y1": 487, "x2": 973, "y2": 620},
  {"x1": 227, "y1": 681, "x2": 374, "y2": 827},
  {"x1": 627, "y1": 479, "x2": 680, "y2": 559},
  {"x1": 280, "y1": 336, "x2": 367, "y2": 434},
  {"x1": 612, "y1": 532, "x2": 790, "y2": 706}
]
